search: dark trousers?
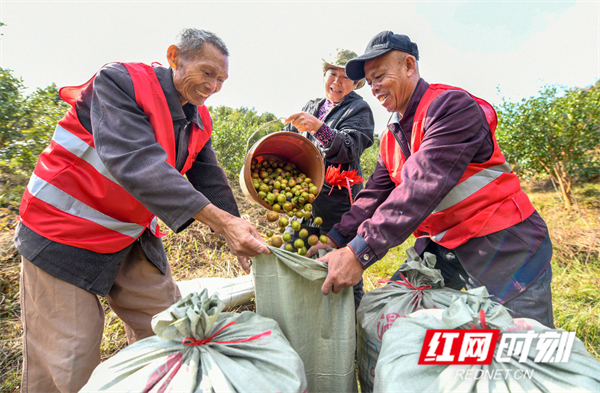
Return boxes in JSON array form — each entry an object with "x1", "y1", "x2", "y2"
[{"x1": 390, "y1": 238, "x2": 555, "y2": 328}]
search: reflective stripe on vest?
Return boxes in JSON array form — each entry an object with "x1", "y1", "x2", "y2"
[
  {"x1": 379, "y1": 84, "x2": 534, "y2": 248},
  {"x1": 42, "y1": 123, "x2": 165, "y2": 238},
  {"x1": 432, "y1": 229, "x2": 448, "y2": 242},
  {"x1": 27, "y1": 173, "x2": 145, "y2": 239},
  {"x1": 431, "y1": 162, "x2": 512, "y2": 214},
  {"x1": 19, "y1": 62, "x2": 212, "y2": 253},
  {"x1": 52, "y1": 124, "x2": 118, "y2": 183}
]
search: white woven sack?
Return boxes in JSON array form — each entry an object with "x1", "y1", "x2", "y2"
[
  {"x1": 80, "y1": 290, "x2": 307, "y2": 392},
  {"x1": 253, "y1": 246, "x2": 357, "y2": 393}
]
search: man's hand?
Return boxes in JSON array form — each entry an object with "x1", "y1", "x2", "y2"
[
  {"x1": 285, "y1": 112, "x2": 323, "y2": 133},
  {"x1": 219, "y1": 215, "x2": 270, "y2": 257},
  {"x1": 193, "y1": 205, "x2": 270, "y2": 273},
  {"x1": 236, "y1": 256, "x2": 251, "y2": 274},
  {"x1": 306, "y1": 236, "x2": 338, "y2": 258},
  {"x1": 318, "y1": 247, "x2": 363, "y2": 295}
]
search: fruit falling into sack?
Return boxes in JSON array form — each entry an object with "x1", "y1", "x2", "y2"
[{"x1": 252, "y1": 156, "x2": 327, "y2": 255}]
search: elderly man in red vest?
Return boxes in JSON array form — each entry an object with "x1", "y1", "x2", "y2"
[
  {"x1": 310, "y1": 31, "x2": 554, "y2": 328},
  {"x1": 15, "y1": 28, "x2": 269, "y2": 392}
]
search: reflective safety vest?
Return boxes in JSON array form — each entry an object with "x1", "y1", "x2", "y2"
[
  {"x1": 380, "y1": 84, "x2": 534, "y2": 249},
  {"x1": 19, "y1": 62, "x2": 213, "y2": 253}
]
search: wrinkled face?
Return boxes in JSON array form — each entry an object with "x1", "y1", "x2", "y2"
[
  {"x1": 364, "y1": 51, "x2": 413, "y2": 114},
  {"x1": 323, "y1": 67, "x2": 356, "y2": 103},
  {"x1": 169, "y1": 43, "x2": 229, "y2": 106}
]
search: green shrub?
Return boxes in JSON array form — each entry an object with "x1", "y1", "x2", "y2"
[
  {"x1": 0, "y1": 68, "x2": 68, "y2": 174},
  {"x1": 208, "y1": 106, "x2": 283, "y2": 179},
  {"x1": 360, "y1": 135, "x2": 380, "y2": 182}
]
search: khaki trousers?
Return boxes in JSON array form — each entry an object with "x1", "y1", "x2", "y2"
[{"x1": 20, "y1": 242, "x2": 181, "y2": 393}]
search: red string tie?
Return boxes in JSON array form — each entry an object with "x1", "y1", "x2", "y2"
[
  {"x1": 479, "y1": 309, "x2": 488, "y2": 329},
  {"x1": 182, "y1": 321, "x2": 272, "y2": 347},
  {"x1": 379, "y1": 273, "x2": 432, "y2": 291},
  {"x1": 470, "y1": 310, "x2": 489, "y2": 330},
  {"x1": 380, "y1": 273, "x2": 432, "y2": 305}
]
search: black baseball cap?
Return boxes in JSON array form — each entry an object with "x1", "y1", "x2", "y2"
[{"x1": 345, "y1": 31, "x2": 419, "y2": 81}]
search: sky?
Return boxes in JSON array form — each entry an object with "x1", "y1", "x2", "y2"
[{"x1": 1, "y1": 0, "x2": 598, "y2": 135}]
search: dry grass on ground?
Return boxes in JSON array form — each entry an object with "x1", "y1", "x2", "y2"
[
  {"x1": 1, "y1": 181, "x2": 599, "y2": 392},
  {"x1": 1, "y1": 207, "x2": 22, "y2": 392}
]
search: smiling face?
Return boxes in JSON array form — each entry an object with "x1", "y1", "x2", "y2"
[
  {"x1": 364, "y1": 50, "x2": 418, "y2": 114},
  {"x1": 167, "y1": 42, "x2": 229, "y2": 106},
  {"x1": 323, "y1": 67, "x2": 356, "y2": 103}
]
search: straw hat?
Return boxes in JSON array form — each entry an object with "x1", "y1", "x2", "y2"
[{"x1": 322, "y1": 48, "x2": 366, "y2": 90}]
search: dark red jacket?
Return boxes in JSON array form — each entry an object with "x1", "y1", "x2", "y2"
[{"x1": 328, "y1": 79, "x2": 549, "y2": 302}]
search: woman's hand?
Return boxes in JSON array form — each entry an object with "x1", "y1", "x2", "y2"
[
  {"x1": 285, "y1": 112, "x2": 323, "y2": 133},
  {"x1": 306, "y1": 236, "x2": 338, "y2": 258}
]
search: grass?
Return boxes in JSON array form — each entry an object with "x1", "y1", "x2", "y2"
[
  {"x1": 362, "y1": 236, "x2": 415, "y2": 292},
  {"x1": 552, "y1": 262, "x2": 600, "y2": 358},
  {"x1": 0, "y1": 176, "x2": 598, "y2": 392},
  {"x1": 527, "y1": 181, "x2": 600, "y2": 359}
]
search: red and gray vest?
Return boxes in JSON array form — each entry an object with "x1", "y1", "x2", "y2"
[
  {"x1": 19, "y1": 63, "x2": 212, "y2": 253},
  {"x1": 380, "y1": 84, "x2": 534, "y2": 249}
]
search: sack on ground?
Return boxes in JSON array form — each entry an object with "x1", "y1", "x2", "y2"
[
  {"x1": 374, "y1": 287, "x2": 600, "y2": 393},
  {"x1": 80, "y1": 290, "x2": 307, "y2": 393},
  {"x1": 253, "y1": 246, "x2": 357, "y2": 393},
  {"x1": 356, "y1": 247, "x2": 466, "y2": 393},
  {"x1": 176, "y1": 275, "x2": 254, "y2": 308}
]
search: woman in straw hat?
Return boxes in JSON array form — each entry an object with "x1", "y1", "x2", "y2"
[{"x1": 283, "y1": 48, "x2": 375, "y2": 308}]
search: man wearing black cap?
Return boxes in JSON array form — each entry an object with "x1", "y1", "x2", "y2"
[{"x1": 310, "y1": 31, "x2": 554, "y2": 327}]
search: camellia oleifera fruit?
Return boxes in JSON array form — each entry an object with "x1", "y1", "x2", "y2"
[
  {"x1": 308, "y1": 235, "x2": 319, "y2": 246},
  {"x1": 294, "y1": 238, "x2": 305, "y2": 249},
  {"x1": 271, "y1": 236, "x2": 283, "y2": 248},
  {"x1": 251, "y1": 157, "x2": 319, "y2": 210},
  {"x1": 267, "y1": 211, "x2": 279, "y2": 222},
  {"x1": 252, "y1": 156, "x2": 327, "y2": 255},
  {"x1": 291, "y1": 220, "x2": 301, "y2": 232}
]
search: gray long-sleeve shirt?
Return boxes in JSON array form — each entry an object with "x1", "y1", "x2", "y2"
[{"x1": 14, "y1": 63, "x2": 239, "y2": 296}]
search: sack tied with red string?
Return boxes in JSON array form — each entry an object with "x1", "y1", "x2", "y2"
[
  {"x1": 374, "y1": 287, "x2": 600, "y2": 392},
  {"x1": 356, "y1": 246, "x2": 469, "y2": 393},
  {"x1": 80, "y1": 290, "x2": 307, "y2": 393}
]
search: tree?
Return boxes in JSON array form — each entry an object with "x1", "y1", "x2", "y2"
[
  {"x1": 12, "y1": 84, "x2": 69, "y2": 170},
  {"x1": 209, "y1": 106, "x2": 283, "y2": 179},
  {"x1": 496, "y1": 84, "x2": 600, "y2": 207},
  {"x1": 360, "y1": 134, "x2": 380, "y2": 181},
  {"x1": 0, "y1": 68, "x2": 25, "y2": 154},
  {"x1": 0, "y1": 68, "x2": 68, "y2": 173}
]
